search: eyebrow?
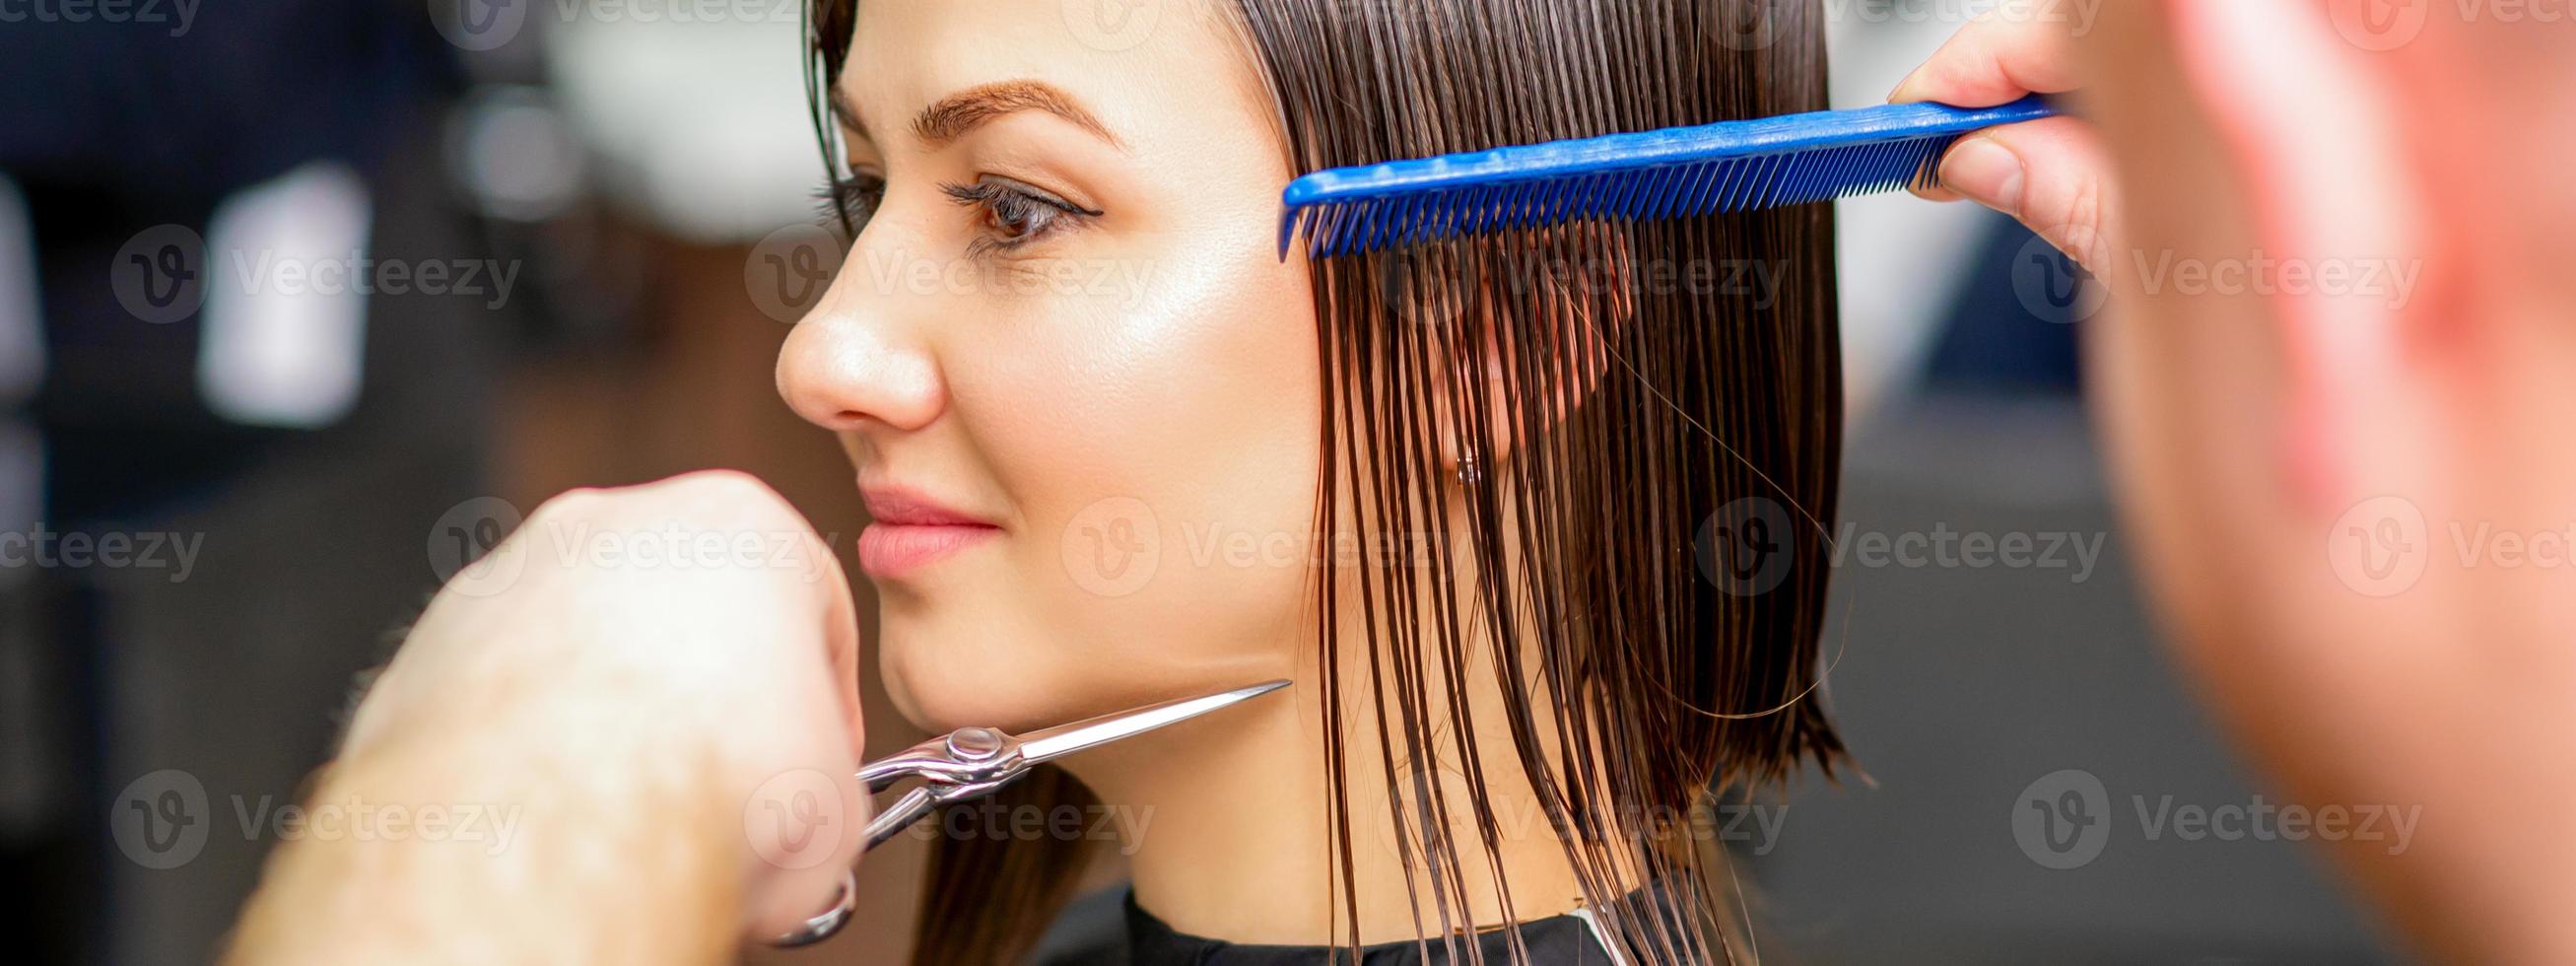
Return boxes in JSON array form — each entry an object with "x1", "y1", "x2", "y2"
[{"x1": 830, "y1": 80, "x2": 1125, "y2": 152}]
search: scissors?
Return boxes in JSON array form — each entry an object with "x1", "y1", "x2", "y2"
[{"x1": 769, "y1": 678, "x2": 1291, "y2": 947}]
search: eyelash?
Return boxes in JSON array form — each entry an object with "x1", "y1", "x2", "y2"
[
  {"x1": 811, "y1": 172, "x2": 1099, "y2": 258},
  {"x1": 813, "y1": 173, "x2": 885, "y2": 236},
  {"x1": 941, "y1": 176, "x2": 1100, "y2": 257}
]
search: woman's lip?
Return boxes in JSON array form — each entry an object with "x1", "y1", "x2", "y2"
[
  {"x1": 856, "y1": 522, "x2": 998, "y2": 579},
  {"x1": 859, "y1": 486, "x2": 997, "y2": 527}
]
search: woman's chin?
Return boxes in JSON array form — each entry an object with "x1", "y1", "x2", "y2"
[{"x1": 875, "y1": 631, "x2": 1076, "y2": 736}]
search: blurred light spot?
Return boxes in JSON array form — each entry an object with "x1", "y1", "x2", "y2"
[
  {"x1": 198, "y1": 161, "x2": 372, "y2": 429},
  {"x1": 450, "y1": 85, "x2": 587, "y2": 223},
  {"x1": 545, "y1": 15, "x2": 826, "y2": 242},
  {"x1": 0, "y1": 417, "x2": 50, "y2": 835},
  {"x1": 0, "y1": 176, "x2": 44, "y2": 407}
]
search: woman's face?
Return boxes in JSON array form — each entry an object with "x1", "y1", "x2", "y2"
[{"x1": 777, "y1": 0, "x2": 1318, "y2": 734}]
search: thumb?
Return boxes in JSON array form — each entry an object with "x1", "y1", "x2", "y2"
[{"x1": 1932, "y1": 115, "x2": 2120, "y2": 276}]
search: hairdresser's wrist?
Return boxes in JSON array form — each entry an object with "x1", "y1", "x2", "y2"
[
  {"x1": 227, "y1": 705, "x2": 748, "y2": 965},
  {"x1": 348, "y1": 664, "x2": 863, "y2": 946}
]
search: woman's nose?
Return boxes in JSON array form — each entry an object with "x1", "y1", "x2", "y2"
[{"x1": 775, "y1": 240, "x2": 947, "y2": 434}]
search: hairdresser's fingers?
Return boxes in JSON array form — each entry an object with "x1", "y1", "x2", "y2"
[
  {"x1": 1885, "y1": 5, "x2": 2116, "y2": 273},
  {"x1": 589, "y1": 472, "x2": 873, "y2": 941},
  {"x1": 740, "y1": 765, "x2": 870, "y2": 943},
  {"x1": 1888, "y1": 3, "x2": 2087, "y2": 108},
  {"x1": 356, "y1": 469, "x2": 877, "y2": 944},
  {"x1": 814, "y1": 531, "x2": 865, "y2": 762},
  {"x1": 742, "y1": 525, "x2": 871, "y2": 943},
  {"x1": 1927, "y1": 115, "x2": 2120, "y2": 275}
]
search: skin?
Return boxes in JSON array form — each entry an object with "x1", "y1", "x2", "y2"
[
  {"x1": 226, "y1": 472, "x2": 872, "y2": 961},
  {"x1": 780, "y1": 0, "x2": 1594, "y2": 942},
  {"x1": 1913, "y1": 4, "x2": 2576, "y2": 962},
  {"x1": 226, "y1": 2, "x2": 2576, "y2": 963}
]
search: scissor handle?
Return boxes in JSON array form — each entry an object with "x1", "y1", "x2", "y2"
[
  {"x1": 764, "y1": 683, "x2": 1289, "y2": 948},
  {"x1": 762, "y1": 757, "x2": 1016, "y2": 947},
  {"x1": 767, "y1": 870, "x2": 856, "y2": 948},
  {"x1": 863, "y1": 785, "x2": 940, "y2": 849}
]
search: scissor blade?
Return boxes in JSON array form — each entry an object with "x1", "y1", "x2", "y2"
[{"x1": 1015, "y1": 679, "x2": 1290, "y2": 765}]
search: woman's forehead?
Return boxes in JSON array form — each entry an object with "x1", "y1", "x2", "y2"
[{"x1": 838, "y1": 0, "x2": 1265, "y2": 153}]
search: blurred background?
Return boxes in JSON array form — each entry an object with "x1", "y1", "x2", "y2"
[{"x1": 0, "y1": 1, "x2": 2404, "y2": 963}]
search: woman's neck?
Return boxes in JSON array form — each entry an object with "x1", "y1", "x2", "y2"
[{"x1": 1058, "y1": 669, "x2": 1600, "y2": 946}]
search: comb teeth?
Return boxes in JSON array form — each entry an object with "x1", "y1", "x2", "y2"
[{"x1": 1280, "y1": 97, "x2": 2057, "y2": 260}]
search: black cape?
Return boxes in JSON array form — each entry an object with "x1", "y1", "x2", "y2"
[{"x1": 1033, "y1": 881, "x2": 1700, "y2": 964}]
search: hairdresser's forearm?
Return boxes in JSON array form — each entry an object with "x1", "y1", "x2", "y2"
[{"x1": 223, "y1": 705, "x2": 744, "y2": 965}]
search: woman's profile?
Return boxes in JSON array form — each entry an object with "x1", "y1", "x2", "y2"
[{"x1": 780, "y1": 1, "x2": 1849, "y2": 961}]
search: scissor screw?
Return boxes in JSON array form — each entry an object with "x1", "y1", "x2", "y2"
[{"x1": 947, "y1": 726, "x2": 1004, "y2": 761}]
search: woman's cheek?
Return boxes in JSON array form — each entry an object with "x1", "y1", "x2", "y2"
[{"x1": 992, "y1": 248, "x2": 1319, "y2": 669}]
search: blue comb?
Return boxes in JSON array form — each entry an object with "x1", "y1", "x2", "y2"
[{"x1": 1278, "y1": 95, "x2": 2060, "y2": 259}]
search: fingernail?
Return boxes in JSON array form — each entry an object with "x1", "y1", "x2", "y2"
[
  {"x1": 1940, "y1": 135, "x2": 2026, "y2": 215},
  {"x1": 1887, "y1": 70, "x2": 1924, "y2": 104}
]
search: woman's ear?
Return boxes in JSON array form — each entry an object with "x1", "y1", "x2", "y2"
[{"x1": 1432, "y1": 225, "x2": 1637, "y2": 483}]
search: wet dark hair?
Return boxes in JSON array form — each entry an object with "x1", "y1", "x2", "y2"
[{"x1": 807, "y1": 2, "x2": 1845, "y2": 962}]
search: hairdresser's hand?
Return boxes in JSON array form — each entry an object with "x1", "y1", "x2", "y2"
[
  {"x1": 1894, "y1": 4, "x2": 2118, "y2": 275},
  {"x1": 228, "y1": 470, "x2": 869, "y2": 964}
]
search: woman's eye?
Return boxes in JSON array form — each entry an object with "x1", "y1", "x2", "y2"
[
  {"x1": 814, "y1": 173, "x2": 886, "y2": 235},
  {"x1": 942, "y1": 175, "x2": 1100, "y2": 255}
]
